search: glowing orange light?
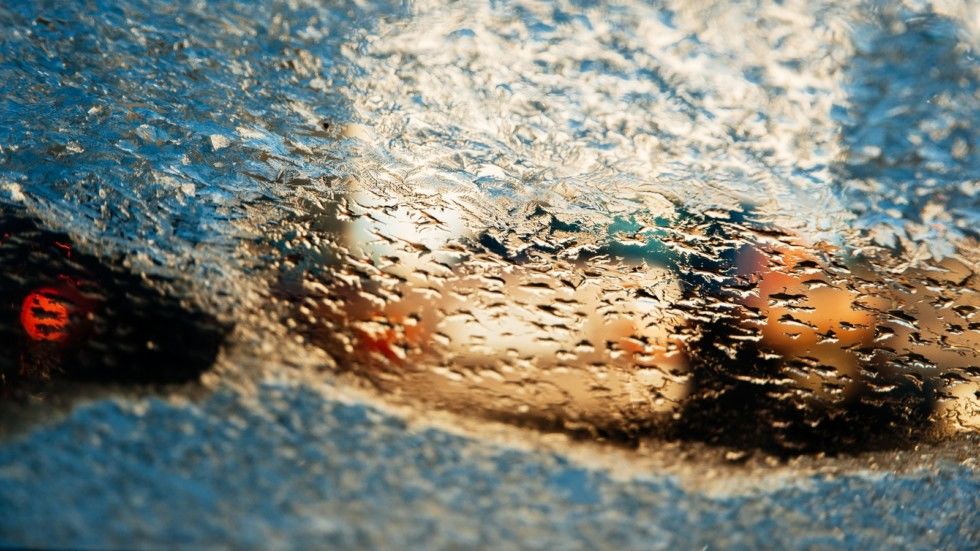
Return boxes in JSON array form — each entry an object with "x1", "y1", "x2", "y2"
[{"x1": 20, "y1": 288, "x2": 72, "y2": 342}]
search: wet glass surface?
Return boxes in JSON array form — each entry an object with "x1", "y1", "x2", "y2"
[{"x1": 0, "y1": 0, "x2": 977, "y2": 455}]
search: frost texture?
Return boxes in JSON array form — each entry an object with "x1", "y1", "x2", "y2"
[{"x1": 0, "y1": 0, "x2": 977, "y2": 452}]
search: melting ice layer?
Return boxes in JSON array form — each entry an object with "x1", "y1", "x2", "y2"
[
  {"x1": 267, "y1": 0, "x2": 979, "y2": 452},
  {"x1": 0, "y1": 0, "x2": 977, "y2": 453},
  {"x1": 276, "y1": 196, "x2": 979, "y2": 452}
]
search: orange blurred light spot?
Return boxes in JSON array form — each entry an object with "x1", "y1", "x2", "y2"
[
  {"x1": 355, "y1": 327, "x2": 404, "y2": 362},
  {"x1": 20, "y1": 289, "x2": 72, "y2": 342}
]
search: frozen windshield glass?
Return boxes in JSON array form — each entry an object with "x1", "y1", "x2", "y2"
[{"x1": 0, "y1": 0, "x2": 976, "y2": 455}]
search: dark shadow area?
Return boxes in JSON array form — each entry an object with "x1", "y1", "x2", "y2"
[
  {"x1": 672, "y1": 302, "x2": 940, "y2": 456},
  {"x1": 0, "y1": 207, "x2": 228, "y2": 399}
]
